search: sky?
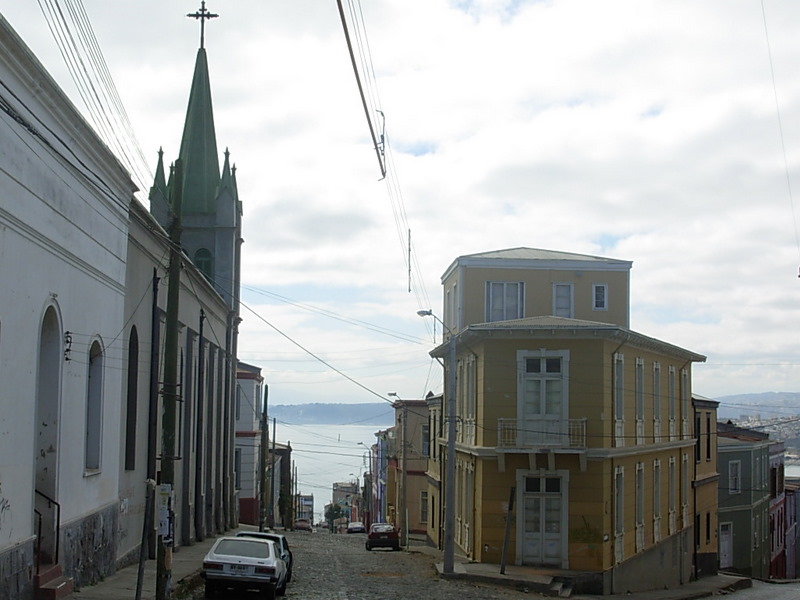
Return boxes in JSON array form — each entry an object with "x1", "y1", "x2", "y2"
[{"x1": 4, "y1": 0, "x2": 800, "y2": 413}]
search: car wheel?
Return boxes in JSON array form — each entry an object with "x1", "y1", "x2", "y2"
[
  {"x1": 204, "y1": 581, "x2": 217, "y2": 598},
  {"x1": 263, "y1": 583, "x2": 277, "y2": 600},
  {"x1": 392, "y1": 544, "x2": 400, "y2": 551},
  {"x1": 287, "y1": 567, "x2": 292, "y2": 583}
]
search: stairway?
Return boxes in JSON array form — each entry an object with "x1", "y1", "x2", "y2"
[{"x1": 34, "y1": 563, "x2": 73, "y2": 600}]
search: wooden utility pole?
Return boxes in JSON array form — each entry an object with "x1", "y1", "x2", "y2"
[
  {"x1": 268, "y1": 417, "x2": 276, "y2": 528},
  {"x1": 401, "y1": 402, "x2": 408, "y2": 547},
  {"x1": 156, "y1": 159, "x2": 183, "y2": 600},
  {"x1": 259, "y1": 384, "x2": 269, "y2": 531}
]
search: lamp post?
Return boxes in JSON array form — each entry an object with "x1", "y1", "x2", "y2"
[{"x1": 417, "y1": 309, "x2": 456, "y2": 574}]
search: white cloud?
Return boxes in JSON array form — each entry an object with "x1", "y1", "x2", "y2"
[{"x1": 4, "y1": 0, "x2": 800, "y2": 405}]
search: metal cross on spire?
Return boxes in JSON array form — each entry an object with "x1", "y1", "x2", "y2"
[{"x1": 186, "y1": 1, "x2": 219, "y2": 49}]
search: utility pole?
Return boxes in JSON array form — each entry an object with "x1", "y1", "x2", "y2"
[
  {"x1": 269, "y1": 417, "x2": 276, "y2": 528},
  {"x1": 157, "y1": 159, "x2": 183, "y2": 600},
  {"x1": 259, "y1": 384, "x2": 269, "y2": 531},
  {"x1": 401, "y1": 402, "x2": 408, "y2": 547}
]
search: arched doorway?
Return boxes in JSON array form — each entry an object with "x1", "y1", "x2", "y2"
[{"x1": 35, "y1": 305, "x2": 62, "y2": 564}]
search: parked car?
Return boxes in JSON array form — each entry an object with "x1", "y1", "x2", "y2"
[
  {"x1": 202, "y1": 536, "x2": 287, "y2": 598},
  {"x1": 293, "y1": 518, "x2": 312, "y2": 531},
  {"x1": 346, "y1": 521, "x2": 366, "y2": 534},
  {"x1": 235, "y1": 531, "x2": 293, "y2": 582},
  {"x1": 365, "y1": 523, "x2": 400, "y2": 551}
]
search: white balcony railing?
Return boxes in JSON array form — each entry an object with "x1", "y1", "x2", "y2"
[{"x1": 497, "y1": 418, "x2": 587, "y2": 449}]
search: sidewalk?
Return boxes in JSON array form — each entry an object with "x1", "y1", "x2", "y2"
[
  {"x1": 73, "y1": 536, "x2": 218, "y2": 600},
  {"x1": 406, "y1": 539, "x2": 751, "y2": 600}
]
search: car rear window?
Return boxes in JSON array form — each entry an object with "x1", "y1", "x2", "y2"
[
  {"x1": 372, "y1": 524, "x2": 394, "y2": 533},
  {"x1": 215, "y1": 539, "x2": 271, "y2": 558}
]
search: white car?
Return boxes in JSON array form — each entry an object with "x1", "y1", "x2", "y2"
[{"x1": 202, "y1": 536, "x2": 287, "y2": 599}]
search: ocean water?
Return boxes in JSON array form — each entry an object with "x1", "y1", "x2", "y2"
[{"x1": 272, "y1": 422, "x2": 390, "y2": 522}]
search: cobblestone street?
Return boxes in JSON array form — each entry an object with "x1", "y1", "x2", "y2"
[{"x1": 197, "y1": 530, "x2": 526, "y2": 600}]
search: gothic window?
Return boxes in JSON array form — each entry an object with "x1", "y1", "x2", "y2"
[
  {"x1": 85, "y1": 340, "x2": 104, "y2": 471},
  {"x1": 125, "y1": 327, "x2": 139, "y2": 470},
  {"x1": 194, "y1": 248, "x2": 213, "y2": 280}
]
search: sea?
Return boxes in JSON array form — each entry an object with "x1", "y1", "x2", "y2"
[{"x1": 272, "y1": 422, "x2": 388, "y2": 522}]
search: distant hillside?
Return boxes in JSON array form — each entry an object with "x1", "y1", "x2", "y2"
[
  {"x1": 268, "y1": 402, "x2": 395, "y2": 426},
  {"x1": 715, "y1": 392, "x2": 800, "y2": 419}
]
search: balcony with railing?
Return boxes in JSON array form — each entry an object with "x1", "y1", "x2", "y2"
[{"x1": 497, "y1": 417, "x2": 587, "y2": 449}]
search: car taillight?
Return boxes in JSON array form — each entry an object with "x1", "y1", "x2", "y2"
[
  {"x1": 255, "y1": 566, "x2": 275, "y2": 575},
  {"x1": 203, "y1": 562, "x2": 224, "y2": 570}
]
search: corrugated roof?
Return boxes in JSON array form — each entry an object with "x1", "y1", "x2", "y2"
[
  {"x1": 428, "y1": 315, "x2": 706, "y2": 363},
  {"x1": 462, "y1": 247, "x2": 627, "y2": 263},
  {"x1": 441, "y1": 247, "x2": 632, "y2": 281}
]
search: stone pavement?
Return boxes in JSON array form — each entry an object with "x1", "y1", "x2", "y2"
[{"x1": 73, "y1": 528, "x2": 751, "y2": 600}]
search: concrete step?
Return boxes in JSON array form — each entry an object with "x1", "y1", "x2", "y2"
[{"x1": 35, "y1": 563, "x2": 73, "y2": 600}]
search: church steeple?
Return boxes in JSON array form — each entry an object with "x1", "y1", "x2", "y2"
[
  {"x1": 178, "y1": 46, "x2": 219, "y2": 214},
  {"x1": 147, "y1": 3, "x2": 241, "y2": 312}
]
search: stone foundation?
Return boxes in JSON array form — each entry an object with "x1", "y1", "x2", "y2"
[{"x1": 0, "y1": 538, "x2": 34, "y2": 600}]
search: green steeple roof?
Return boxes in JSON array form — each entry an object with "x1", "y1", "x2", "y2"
[{"x1": 178, "y1": 47, "x2": 219, "y2": 214}]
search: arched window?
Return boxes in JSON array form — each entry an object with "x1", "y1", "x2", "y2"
[
  {"x1": 124, "y1": 327, "x2": 139, "y2": 470},
  {"x1": 85, "y1": 340, "x2": 104, "y2": 471},
  {"x1": 194, "y1": 248, "x2": 213, "y2": 280}
]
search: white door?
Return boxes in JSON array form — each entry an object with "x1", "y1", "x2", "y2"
[
  {"x1": 719, "y1": 522, "x2": 732, "y2": 569},
  {"x1": 520, "y1": 357, "x2": 564, "y2": 446},
  {"x1": 521, "y1": 476, "x2": 563, "y2": 565}
]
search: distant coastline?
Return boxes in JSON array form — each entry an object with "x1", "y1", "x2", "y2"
[{"x1": 267, "y1": 402, "x2": 395, "y2": 426}]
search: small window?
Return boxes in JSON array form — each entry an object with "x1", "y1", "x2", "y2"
[
  {"x1": 728, "y1": 461, "x2": 741, "y2": 494},
  {"x1": 234, "y1": 448, "x2": 242, "y2": 490},
  {"x1": 553, "y1": 283, "x2": 573, "y2": 318},
  {"x1": 592, "y1": 283, "x2": 608, "y2": 310}
]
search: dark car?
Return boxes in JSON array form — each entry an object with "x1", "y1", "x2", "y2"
[
  {"x1": 235, "y1": 531, "x2": 293, "y2": 582},
  {"x1": 365, "y1": 523, "x2": 400, "y2": 551}
]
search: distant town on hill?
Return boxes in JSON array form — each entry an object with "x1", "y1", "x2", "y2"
[
  {"x1": 715, "y1": 392, "x2": 800, "y2": 420},
  {"x1": 268, "y1": 393, "x2": 800, "y2": 426},
  {"x1": 268, "y1": 402, "x2": 396, "y2": 426}
]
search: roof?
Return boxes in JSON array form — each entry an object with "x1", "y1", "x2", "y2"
[
  {"x1": 442, "y1": 247, "x2": 632, "y2": 281},
  {"x1": 429, "y1": 315, "x2": 706, "y2": 363}
]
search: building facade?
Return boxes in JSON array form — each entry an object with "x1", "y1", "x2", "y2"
[
  {"x1": 425, "y1": 248, "x2": 707, "y2": 595},
  {"x1": 235, "y1": 363, "x2": 265, "y2": 525},
  {"x1": 692, "y1": 395, "x2": 719, "y2": 578},
  {"x1": 391, "y1": 400, "x2": 429, "y2": 539},
  {"x1": 717, "y1": 424, "x2": 771, "y2": 578}
]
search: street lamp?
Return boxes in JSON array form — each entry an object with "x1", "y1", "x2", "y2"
[{"x1": 417, "y1": 309, "x2": 457, "y2": 574}]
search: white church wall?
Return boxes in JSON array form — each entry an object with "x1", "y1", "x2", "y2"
[{"x1": 0, "y1": 14, "x2": 134, "y2": 594}]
